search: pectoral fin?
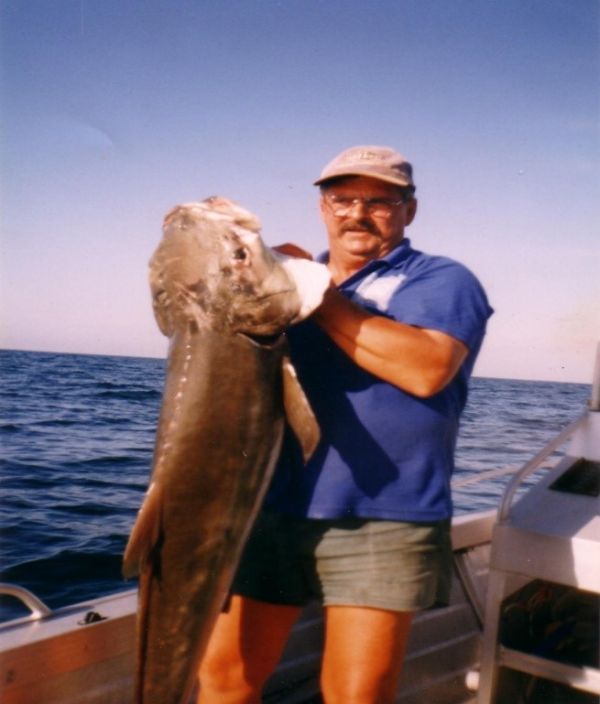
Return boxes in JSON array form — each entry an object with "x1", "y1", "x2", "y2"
[
  {"x1": 282, "y1": 356, "x2": 320, "y2": 462},
  {"x1": 122, "y1": 482, "x2": 163, "y2": 579}
]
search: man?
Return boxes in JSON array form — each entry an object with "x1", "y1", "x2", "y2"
[{"x1": 198, "y1": 146, "x2": 493, "y2": 703}]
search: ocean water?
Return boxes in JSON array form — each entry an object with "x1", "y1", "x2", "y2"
[{"x1": 0, "y1": 349, "x2": 592, "y2": 622}]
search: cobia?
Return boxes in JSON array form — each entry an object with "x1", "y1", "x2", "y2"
[{"x1": 123, "y1": 197, "x2": 330, "y2": 704}]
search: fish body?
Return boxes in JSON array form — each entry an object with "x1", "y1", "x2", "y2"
[{"x1": 123, "y1": 198, "x2": 330, "y2": 704}]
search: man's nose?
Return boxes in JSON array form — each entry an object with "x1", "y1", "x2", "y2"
[{"x1": 346, "y1": 198, "x2": 370, "y2": 215}]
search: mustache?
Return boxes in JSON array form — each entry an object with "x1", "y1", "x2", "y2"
[{"x1": 340, "y1": 219, "x2": 380, "y2": 235}]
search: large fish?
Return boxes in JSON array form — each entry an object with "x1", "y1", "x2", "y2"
[{"x1": 122, "y1": 197, "x2": 330, "y2": 704}]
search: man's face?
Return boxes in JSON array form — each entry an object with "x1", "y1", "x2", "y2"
[{"x1": 319, "y1": 176, "x2": 417, "y2": 262}]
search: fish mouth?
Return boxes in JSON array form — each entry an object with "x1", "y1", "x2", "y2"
[
  {"x1": 236, "y1": 331, "x2": 286, "y2": 348},
  {"x1": 232, "y1": 288, "x2": 298, "y2": 347}
]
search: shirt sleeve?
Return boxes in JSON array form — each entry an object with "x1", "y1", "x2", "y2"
[{"x1": 386, "y1": 256, "x2": 494, "y2": 350}]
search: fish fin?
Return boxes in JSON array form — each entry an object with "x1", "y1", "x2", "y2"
[
  {"x1": 122, "y1": 482, "x2": 163, "y2": 579},
  {"x1": 282, "y1": 356, "x2": 320, "y2": 462}
]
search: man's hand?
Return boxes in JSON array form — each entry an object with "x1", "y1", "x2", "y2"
[{"x1": 272, "y1": 243, "x2": 314, "y2": 260}]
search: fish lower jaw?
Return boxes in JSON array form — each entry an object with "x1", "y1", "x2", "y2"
[{"x1": 235, "y1": 331, "x2": 285, "y2": 348}]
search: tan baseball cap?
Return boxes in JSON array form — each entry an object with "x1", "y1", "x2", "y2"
[{"x1": 314, "y1": 145, "x2": 415, "y2": 189}]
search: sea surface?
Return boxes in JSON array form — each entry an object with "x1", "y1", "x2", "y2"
[{"x1": 0, "y1": 349, "x2": 592, "y2": 622}]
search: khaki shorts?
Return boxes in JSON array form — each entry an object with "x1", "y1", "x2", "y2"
[{"x1": 232, "y1": 511, "x2": 452, "y2": 612}]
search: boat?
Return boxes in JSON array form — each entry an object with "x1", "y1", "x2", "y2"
[{"x1": 1, "y1": 344, "x2": 598, "y2": 704}]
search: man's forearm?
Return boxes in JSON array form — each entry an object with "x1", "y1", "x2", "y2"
[{"x1": 312, "y1": 288, "x2": 468, "y2": 397}]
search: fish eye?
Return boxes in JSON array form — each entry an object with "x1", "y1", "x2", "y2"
[{"x1": 232, "y1": 247, "x2": 249, "y2": 262}]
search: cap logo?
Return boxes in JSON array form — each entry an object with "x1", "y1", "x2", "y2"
[{"x1": 342, "y1": 149, "x2": 382, "y2": 163}]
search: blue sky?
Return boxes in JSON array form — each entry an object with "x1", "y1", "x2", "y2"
[{"x1": 1, "y1": 0, "x2": 598, "y2": 382}]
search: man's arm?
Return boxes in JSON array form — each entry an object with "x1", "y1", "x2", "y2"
[{"x1": 312, "y1": 288, "x2": 468, "y2": 398}]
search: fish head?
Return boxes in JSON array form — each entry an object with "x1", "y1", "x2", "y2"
[{"x1": 150, "y1": 197, "x2": 330, "y2": 339}]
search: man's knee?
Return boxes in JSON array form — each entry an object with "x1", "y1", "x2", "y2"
[
  {"x1": 198, "y1": 648, "x2": 262, "y2": 702},
  {"x1": 197, "y1": 596, "x2": 300, "y2": 703}
]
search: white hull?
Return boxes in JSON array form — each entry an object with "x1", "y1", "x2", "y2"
[{"x1": 0, "y1": 511, "x2": 494, "y2": 704}]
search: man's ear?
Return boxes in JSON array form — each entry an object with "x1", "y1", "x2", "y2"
[{"x1": 405, "y1": 197, "x2": 418, "y2": 225}]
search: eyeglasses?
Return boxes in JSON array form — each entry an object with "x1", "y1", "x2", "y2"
[{"x1": 323, "y1": 193, "x2": 409, "y2": 218}]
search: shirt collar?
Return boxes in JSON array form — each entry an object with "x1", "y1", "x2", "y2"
[{"x1": 317, "y1": 238, "x2": 413, "y2": 288}]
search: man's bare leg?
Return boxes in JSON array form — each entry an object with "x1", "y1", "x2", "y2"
[
  {"x1": 320, "y1": 605, "x2": 414, "y2": 704},
  {"x1": 198, "y1": 595, "x2": 301, "y2": 704}
]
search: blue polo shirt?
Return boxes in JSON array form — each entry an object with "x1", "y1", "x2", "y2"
[{"x1": 266, "y1": 238, "x2": 493, "y2": 522}]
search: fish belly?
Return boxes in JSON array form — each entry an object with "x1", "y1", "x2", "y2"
[{"x1": 136, "y1": 330, "x2": 286, "y2": 704}]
